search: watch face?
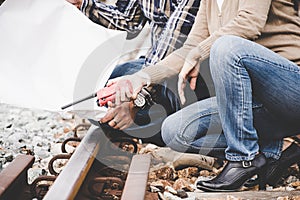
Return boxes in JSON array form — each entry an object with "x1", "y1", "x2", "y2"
[{"x1": 134, "y1": 94, "x2": 146, "y2": 107}]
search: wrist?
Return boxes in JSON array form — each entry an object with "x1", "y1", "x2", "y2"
[
  {"x1": 135, "y1": 71, "x2": 151, "y2": 87},
  {"x1": 130, "y1": 100, "x2": 139, "y2": 113}
]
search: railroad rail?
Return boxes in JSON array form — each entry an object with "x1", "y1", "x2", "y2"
[
  {"x1": 0, "y1": 154, "x2": 34, "y2": 200},
  {"x1": 44, "y1": 125, "x2": 152, "y2": 200}
]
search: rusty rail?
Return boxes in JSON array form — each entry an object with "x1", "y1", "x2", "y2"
[
  {"x1": 42, "y1": 125, "x2": 151, "y2": 200},
  {"x1": 43, "y1": 125, "x2": 102, "y2": 200},
  {"x1": 121, "y1": 154, "x2": 151, "y2": 200},
  {"x1": 0, "y1": 154, "x2": 35, "y2": 200}
]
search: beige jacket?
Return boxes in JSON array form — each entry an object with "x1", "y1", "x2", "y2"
[{"x1": 139, "y1": 0, "x2": 300, "y2": 84}]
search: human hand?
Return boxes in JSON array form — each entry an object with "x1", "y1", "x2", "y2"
[
  {"x1": 114, "y1": 72, "x2": 150, "y2": 105},
  {"x1": 100, "y1": 101, "x2": 138, "y2": 130},
  {"x1": 178, "y1": 48, "x2": 201, "y2": 105},
  {"x1": 65, "y1": 0, "x2": 82, "y2": 9}
]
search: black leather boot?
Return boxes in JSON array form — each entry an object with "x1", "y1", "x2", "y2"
[
  {"x1": 196, "y1": 154, "x2": 267, "y2": 192},
  {"x1": 245, "y1": 141, "x2": 300, "y2": 187}
]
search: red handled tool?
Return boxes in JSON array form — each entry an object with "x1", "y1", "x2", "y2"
[
  {"x1": 96, "y1": 84, "x2": 116, "y2": 106},
  {"x1": 61, "y1": 84, "x2": 116, "y2": 110}
]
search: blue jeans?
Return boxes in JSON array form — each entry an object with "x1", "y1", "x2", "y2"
[{"x1": 162, "y1": 35, "x2": 300, "y2": 161}]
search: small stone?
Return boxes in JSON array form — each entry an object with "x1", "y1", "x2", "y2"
[
  {"x1": 0, "y1": 150, "x2": 6, "y2": 156},
  {"x1": 272, "y1": 186, "x2": 295, "y2": 192},
  {"x1": 153, "y1": 166, "x2": 175, "y2": 180},
  {"x1": 176, "y1": 189, "x2": 188, "y2": 198},
  {"x1": 173, "y1": 178, "x2": 194, "y2": 192},
  {"x1": 28, "y1": 168, "x2": 47, "y2": 184},
  {"x1": 150, "y1": 180, "x2": 172, "y2": 190},
  {"x1": 177, "y1": 167, "x2": 199, "y2": 179},
  {"x1": 150, "y1": 186, "x2": 161, "y2": 193},
  {"x1": 32, "y1": 136, "x2": 44, "y2": 146},
  {"x1": 291, "y1": 181, "x2": 300, "y2": 187},
  {"x1": 54, "y1": 131, "x2": 75, "y2": 143},
  {"x1": 139, "y1": 143, "x2": 159, "y2": 154},
  {"x1": 163, "y1": 191, "x2": 181, "y2": 200},
  {"x1": 266, "y1": 185, "x2": 273, "y2": 191},
  {"x1": 195, "y1": 175, "x2": 213, "y2": 183},
  {"x1": 34, "y1": 146, "x2": 50, "y2": 159},
  {"x1": 40, "y1": 156, "x2": 52, "y2": 168},
  {"x1": 60, "y1": 112, "x2": 74, "y2": 120},
  {"x1": 286, "y1": 175, "x2": 298, "y2": 184},
  {"x1": 7, "y1": 134, "x2": 22, "y2": 145},
  {"x1": 199, "y1": 169, "x2": 211, "y2": 177},
  {"x1": 63, "y1": 127, "x2": 71, "y2": 133},
  {"x1": 4, "y1": 153, "x2": 14, "y2": 162},
  {"x1": 286, "y1": 186, "x2": 296, "y2": 191},
  {"x1": 165, "y1": 186, "x2": 177, "y2": 195},
  {"x1": 0, "y1": 158, "x2": 5, "y2": 170},
  {"x1": 277, "y1": 196, "x2": 289, "y2": 200},
  {"x1": 158, "y1": 192, "x2": 166, "y2": 200},
  {"x1": 36, "y1": 111, "x2": 50, "y2": 121},
  {"x1": 48, "y1": 122, "x2": 57, "y2": 129},
  {"x1": 189, "y1": 177, "x2": 198, "y2": 184}
]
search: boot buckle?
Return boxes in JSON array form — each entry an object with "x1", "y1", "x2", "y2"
[{"x1": 242, "y1": 161, "x2": 252, "y2": 168}]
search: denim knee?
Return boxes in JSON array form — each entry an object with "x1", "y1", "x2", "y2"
[
  {"x1": 161, "y1": 114, "x2": 184, "y2": 151},
  {"x1": 161, "y1": 112, "x2": 199, "y2": 152},
  {"x1": 211, "y1": 35, "x2": 245, "y2": 55},
  {"x1": 211, "y1": 35, "x2": 246, "y2": 63},
  {"x1": 210, "y1": 35, "x2": 249, "y2": 79},
  {"x1": 161, "y1": 101, "x2": 220, "y2": 153}
]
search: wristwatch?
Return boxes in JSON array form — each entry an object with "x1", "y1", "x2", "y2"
[{"x1": 133, "y1": 88, "x2": 154, "y2": 109}]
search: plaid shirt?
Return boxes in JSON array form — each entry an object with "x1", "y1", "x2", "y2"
[{"x1": 81, "y1": 0, "x2": 200, "y2": 66}]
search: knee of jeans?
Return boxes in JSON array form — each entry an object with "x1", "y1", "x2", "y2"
[
  {"x1": 210, "y1": 35, "x2": 246, "y2": 74},
  {"x1": 211, "y1": 35, "x2": 244, "y2": 53},
  {"x1": 161, "y1": 114, "x2": 202, "y2": 152},
  {"x1": 161, "y1": 114, "x2": 188, "y2": 151},
  {"x1": 161, "y1": 115, "x2": 178, "y2": 145}
]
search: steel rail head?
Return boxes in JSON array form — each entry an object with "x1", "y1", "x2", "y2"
[
  {"x1": 0, "y1": 154, "x2": 35, "y2": 200},
  {"x1": 43, "y1": 125, "x2": 103, "y2": 200},
  {"x1": 121, "y1": 154, "x2": 152, "y2": 200}
]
